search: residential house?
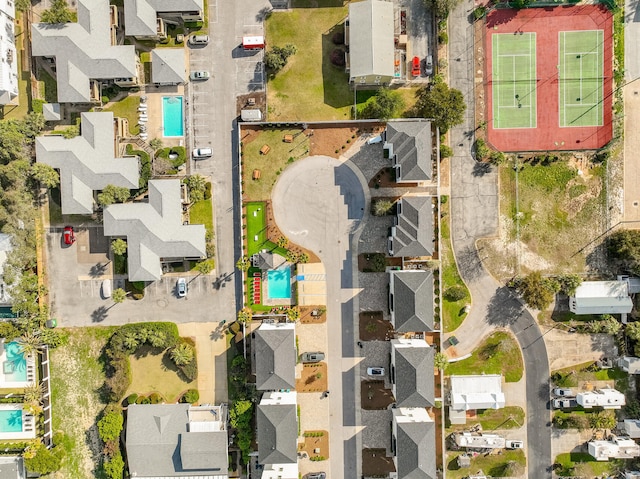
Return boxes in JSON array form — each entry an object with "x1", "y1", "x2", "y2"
[
  {"x1": 257, "y1": 391, "x2": 298, "y2": 477},
  {"x1": 588, "y1": 435, "x2": 640, "y2": 461},
  {"x1": 32, "y1": 0, "x2": 138, "y2": 103},
  {"x1": 623, "y1": 419, "x2": 640, "y2": 439},
  {"x1": 125, "y1": 403, "x2": 229, "y2": 478},
  {"x1": 253, "y1": 322, "x2": 296, "y2": 391},
  {"x1": 346, "y1": 0, "x2": 395, "y2": 85},
  {"x1": 454, "y1": 432, "x2": 506, "y2": 449},
  {"x1": 383, "y1": 121, "x2": 434, "y2": 184},
  {"x1": 619, "y1": 356, "x2": 640, "y2": 374},
  {"x1": 449, "y1": 375, "x2": 505, "y2": 424},
  {"x1": 569, "y1": 280, "x2": 633, "y2": 315},
  {"x1": 151, "y1": 49, "x2": 186, "y2": 85},
  {"x1": 124, "y1": 0, "x2": 204, "y2": 40},
  {"x1": 0, "y1": 234, "x2": 13, "y2": 307},
  {"x1": 576, "y1": 387, "x2": 625, "y2": 409},
  {"x1": 625, "y1": 472, "x2": 640, "y2": 479},
  {"x1": 389, "y1": 270, "x2": 434, "y2": 333},
  {"x1": 390, "y1": 338, "x2": 435, "y2": 408},
  {"x1": 0, "y1": 457, "x2": 25, "y2": 479},
  {"x1": 390, "y1": 408, "x2": 436, "y2": 479},
  {"x1": 103, "y1": 180, "x2": 206, "y2": 282},
  {"x1": 35, "y1": 112, "x2": 139, "y2": 215},
  {"x1": 388, "y1": 196, "x2": 434, "y2": 258},
  {"x1": 0, "y1": 0, "x2": 18, "y2": 105}
]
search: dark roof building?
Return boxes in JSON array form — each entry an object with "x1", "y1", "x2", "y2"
[
  {"x1": 389, "y1": 196, "x2": 434, "y2": 258},
  {"x1": 389, "y1": 270, "x2": 434, "y2": 332},
  {"x1": 383, "y1": 120, "x2": 433, "y2": 183},
  {"x1": 257, "y1": 392, "x2": 298, "y2": 465},
  {"x1": 254, "y1": 322, "x2": 296, "y2": 391},
  {"x1": 392, "y1": 408, "x2": 436, "y2": 479},
  {"x1": 391, "y1": 338, "x2": 435, "y2": 408}
]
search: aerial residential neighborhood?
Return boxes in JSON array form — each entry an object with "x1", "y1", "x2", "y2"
[{"x1": 1, "y1": 0, "x2": 640, "y2": 478}]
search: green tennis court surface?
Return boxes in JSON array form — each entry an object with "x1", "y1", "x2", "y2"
[
  {"x1": 559, "y1": 30, "x2": 604, "y2": 127},
  {"x1": 492, "y1": 33, "x2": 537, "y2": 129}
]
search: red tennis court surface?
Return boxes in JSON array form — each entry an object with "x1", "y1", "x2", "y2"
[{"x1": 485, "y1": 5, "x2": 613, "y2": 152}]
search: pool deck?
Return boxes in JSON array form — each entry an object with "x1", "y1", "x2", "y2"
[
  {"x1": 144, "y1": 85, "x2": 185, "y2": 147},
  {"x1": 263, "y1": 268, "x2": 293, "y2": 306},
  {"x1": 0, "y1": 404, "x2": 36, "y2": 440}
]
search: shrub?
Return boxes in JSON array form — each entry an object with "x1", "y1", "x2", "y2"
[
  {"x1": 330, "y1": 49, "x2": 346, "y2": 67},
  {"x1": 101, "y1": 95, "x2": 109, "y2": 104},
  {"x1": 204, "y1": 182, "x2": 212, "y2": 200},
  {"x1": 98, "y1": 406, "x2": 124, "y2": 442},
  {"x1": 126, "y1": 394, "x2": 138, "y2": 406},
  {"x1": 444, "y1": 285, "x2": 467, "y2": 302},
  {"x1": 148, "y1": 392, "x2": 165, "y2": 404},
  {"x1": 181, "y1": 389, "x2": 200, "y2": 404},
  {"x1": 25, "y1": 444, "x2": 63, "y2": 475},
  {"x1": 103, "y1": 451, "x2": 125, "y2": 479},
  {"x1": 332, "y1": 31, "x2": 344, "y2": 44},
  {"x1": 438, "y1": 31, "x2": 448, "y2": 44},
  {"x1": 473, "y1": 5, "x2": 486, "y2": 19},
  {"x1": 440, "y1": 144, "x2": 453, "y2": 159},
  {"x1": 475, "y1": 139, "x2": 490, "y2": 160}
]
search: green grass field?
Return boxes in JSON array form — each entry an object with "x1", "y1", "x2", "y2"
[
  {"x1": 559, "y1": 30, "x2": 604, "y2": 127},
  {"x1": 246, "y1": 202, "x2": 267, "y2": 256},
  {"x1": 492, "y1": 33, "x2": 537, "y2": 129}
]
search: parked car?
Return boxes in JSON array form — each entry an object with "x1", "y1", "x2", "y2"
[
  {"x1": 367, "y1": 367, "x2": 385, "y2": 376},
  {"x1": 190, "y1": 71, "x2": 210, "y2": 81},
  {"x1": 189, "y1": 34, "x2": 209, "y2": 45},
  {"x1": 425, "y1": 55, "x2": 434, "y2": 76},
  {"x1": 553, "y1": 398, "x2": 577, "y2": 409},
  {"x1": 553, "y1": 388, "x2": 573, "y2": 397},
  {"x1": 101, "y1": 279, "x2": 112, "y2": 299},
  {"x1": 411, "y1": 56, "x2": 421, "y2": 77},
  {"x1": 301, "y1": 352, "x2": 325, "y2": 363},
  {"x1": 177, "y1": 278, "x2": 187, "y2": 297},
  {"x1": 505, "y1": 440, "x2": 524, "y2": 450},
  {"x1": 192, "y1": 147, "x2": 213, "y2": 159},
  {"x1": 63, "y1": 226, "x2": 75, "y2": 245},
  {"x1": 305, "y1": 473, "x2": 326, "y2": 479}
]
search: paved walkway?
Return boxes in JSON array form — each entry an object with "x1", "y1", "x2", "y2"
[{"x1": 623, "y1": 85, "x2": 640, "y2": 225}]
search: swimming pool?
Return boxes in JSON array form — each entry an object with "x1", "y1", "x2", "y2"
[
  {"x1": 0, "y1": 409, "x2": 22, "y2": 433},
  {"x1": 162, "y1": 96, "x2": 184, "y2": 137},
  {"x1": 267, "y1": 266, "x2": 291, "y2": 299},
  {"x1": 3, "y1": 342, "x2": 26, "y2": 383}
]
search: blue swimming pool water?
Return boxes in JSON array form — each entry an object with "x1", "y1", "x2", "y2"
[
  {"x1": 267, "y1": 267, "x2": 291, "y2": 299},
  {"x1": 4, "y1": 342, "x2": 26, "y2": 382},
  {"x1": 0, "y1": 410, "x2": 22, "y2": 433},
  {"x1": 162, "y1": 96, "x2": 184, "y2": 137}
]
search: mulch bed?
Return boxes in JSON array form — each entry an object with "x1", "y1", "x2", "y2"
[
  {"x1": 359, "y1": 312, "x2": 393, "y2": 341},
  {"x1": 307, "y1": 124, "x2": 384, "y2": 158},
  {"x1": 299, "y1": 430, "x2": 330, "y2": 460},
  {"x1": 296, "y1": 363, "x2": 328, "y2": 393},
  {"x1": 362, "y1": 449, "x2": 396, "y2": 476},
  {"x1": 368, "y1": 167, "x2": 419, "y2": 188},
  {"x1": 361, "y1": 380, "x2": 395, "y2": 410},
  {"x1": 300, "y1": 306, "x2": 327, "y2": 324}
]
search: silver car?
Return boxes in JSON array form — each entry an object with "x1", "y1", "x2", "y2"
[
  {"x1": 177, "y1": 278, "x2": 187, "y2": 297},
  {"x1": 190, "y1": 71, "x2": 210, "y2": 81}
]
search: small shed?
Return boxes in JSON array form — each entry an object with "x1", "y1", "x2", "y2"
[
  {"x1": 457, "y1": 454, "x2": 471, "y2": 468},
  {"x1": 241, "y1": 109, "x2": 263, "y2": 122}
]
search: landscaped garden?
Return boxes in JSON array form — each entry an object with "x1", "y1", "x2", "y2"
[
  {"x1": 447, "y1": 450, "x2": 526, "y2": 479},
  {"x1": 359, "y1": 312, "x2": 393, "y2": 341},
  {"x1": 299, "y1": 430, "x2": 329, "y2": 461},
  {"x1": 246, "y1": 202, "x2": 269, "y2": 256},
  {"x1": 104, "y1": 95, "x2": 141, "y2": 135},
  {"x1": 447, "y1": 331, "x2": 523, "y2": 382},
  {"x1": 296, "y1": 363, "x2": 328, "y2": 392}
]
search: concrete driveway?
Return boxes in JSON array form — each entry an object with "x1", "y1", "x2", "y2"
[{"x1": 272, "y1": 155, "x2": 367, "y2": 479}]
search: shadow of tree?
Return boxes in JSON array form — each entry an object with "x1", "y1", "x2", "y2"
[
  {"x1": 455, "y1": 244, "x2": 486, "y2": 282},
  {"x1": 472, "y1": 161, "x2": 493, "y2": 177},
  {"x1": 485, "y1": 286, "x2": 524, "y2": 327},
  {"x1": 89, "y1": 262, "x2": 108, "y2": 277},
  {"x1": 91, "y1": 306, "x2": 108, "y2": 323}
]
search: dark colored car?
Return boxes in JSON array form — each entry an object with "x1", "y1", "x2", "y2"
[
  {"x1": 305, "y1": 473, "x2": 326, "y2": 479},
  {"x1": 63, "y1": 226, "x2": 75, "y2": 245}
]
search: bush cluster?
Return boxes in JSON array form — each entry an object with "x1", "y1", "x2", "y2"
[
  {"x1": 180, "y1": 389, "x2": 200, "y2": 404},
  {"x1": 126, "y1": 144, "x2": 151, "y2": 190}
]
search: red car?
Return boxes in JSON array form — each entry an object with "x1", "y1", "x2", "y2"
[
  {"x1": 411, "y1": 56, "x2": 421, "y2": 77},
  {"x1": 63, "y1": 226, "x2": 75, "y2": 245}
]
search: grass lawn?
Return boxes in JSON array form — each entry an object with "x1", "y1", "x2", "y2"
[
  {"x1": 447, "y1": 450, "x2": 526, "y2": 479},
  {"x1": 190, "y1": 198, "x2": 213, "y2": 235},
  {"x1": 126, "y1": 346, "x2": 196, "y2": 402},
  {"x1": 104, "y1": 95, "x2": 140, "y2": 135},
  {"x1": 554, "y1": 452, "x2": 622, "y2": 477},
  {"x1": 38, "y1": 69, "x2": 58, "y2": 104},
  {"x1": 448, "y1": 406, "x2": 525, "y2": 431},
  {"x1": 552, "y1": 362, "x2": 628, "y2": 390},
  {"x1": 246, "y1": 202, "x2": 267, "y2": 256},
  {"x1": 50, "y1": 327, "x2": 116, "y2": 479},
  {"x1": 242, "y1": 129, "x2": 308, "y2": 201},
  {"x1": 140, "y1": 51, "x2": 152, "y2": 83},
  {"x1": 440, "y1": 198, "x2": 470, "y2": 332},
  {"x1": 447, "y1": 331, "x2": 523, "y2": 382}
]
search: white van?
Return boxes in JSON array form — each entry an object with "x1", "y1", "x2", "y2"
[
  {"x1": 192, "y1": 147, "x2": 212, "y2": 159},
  {"x1": 189, "y1": 35, "x2": 209, "y2": 45}
]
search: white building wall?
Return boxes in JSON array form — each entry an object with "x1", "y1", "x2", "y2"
[{"x1": 0, "y1": 0, "x2": 18, "y2": 105}]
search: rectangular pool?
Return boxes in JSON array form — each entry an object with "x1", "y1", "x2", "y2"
[
  {"x1": 0, "y1": 404, "x2": 34, "y2": 439},
  {"x1": 162, "y1": 96, "x2": 184, "y2": 137},
  {"x1": 0, "y1": 409, "x2": 22, "y2": 433},
  {"x1": 2, "y1": 341, "x2": 27, "y2": 383},
  {"x1": 267, "y1": 266, "x2": 291, "y2": 299}
]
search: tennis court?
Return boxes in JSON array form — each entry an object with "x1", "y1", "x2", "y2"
[
  {"x1": 559, "y1": 30, "x2": 604, "y2": 127},
  {"x1": 492, "y1": 33, "x2": 537, "y2": 129}
]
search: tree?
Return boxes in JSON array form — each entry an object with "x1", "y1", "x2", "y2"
[
  {"x1": 147, "y1": 330, "x2": 167, "y2": 348},
  {"x1": 286, "y1": 307, "x2": 300, "y2": 322},
  {"x1": 15, "y1": 0, "x2": 31, "y2": 12},
  {"x1": 434, "y1": 352, "x2": 449, "y2": 371},
  {"x1": 361, "y1": 89, "x2": 405, "y2": 120},
  {"x1": 236, "y1": 255, "x2": 250, "y2": 272},
  {"x1": 112, "y1": 288, "x2": 126, "y2": 304},
  {"x1": 599, "y1": 315, "x2": 622, "y2": 335},
  {"x1": 149, "y1": 138, "x2": 163, "y2": 150},
  {"x1": 17, "y1": 331, "x2": 42, "y2": 357},
  {"x1": 110, "y1": 239, "x2": 127, "y2": 256},
  {"x1": 194, "y1": 259, "x2": 215, "y2": 275},
  {"x1": 589, "y1": 410, "x2": 616, "y2": 429},
  {"x1": 103, "y1": 452, "x2": 124, "y2": 479},
  {"x1": 30, "y1": 163, "x2": 59, "y2": 188},
  {"x1": 607, "y1": 229, "x2": 640, "y2": 274},
  {"x1": 98, "y1": 409, "x2": 124, "y2": 442},
  {"x1": 24, "y1": 382, "x2": 44, "y2": 405},
  {"x1": 475, "y1": 139, "x2": 490, "y2": 160},
  {"x1": 171, "y1": 343, "x2": 195, "y2": 366},
  {"x1": 264, "y1": 44, "x2": 297, "y2": 73},
  {"x1": 556, "y1": 274, "x2": 582, "y2": 296},
  {"x1": 40, "y1": 0, "x2": 74, "y2": 24},
  {"x1": 373, "y1": 199, "x2": 394, "y2": 216},
  {"x1": 23, "y1": 112, "x2": 46, "y2": 139},
  {"x1": 185, "y1": 174, "x2": 207, "y2": 202},
  {"x1": 414, "y1": 82, "x2": 466, "y2": 133},
  {"x1": 423, "y1": 0, "x2": 462, "y2": 19},
  {"x1": 277, "y1": 236, "x2": 289, "y2": 248},
  {"x1": 97, "y1": 185, "x2": 130, "y2": 206},
  {"x1": 514, "y1": 271, "x2": 560, "y2": 311},
  {"x1": 627, "y1": 321, "x2": 640, "y2": 341},
  {"x1": 237, "y1": 307, "x2": 253, "y2": 324},
  {"x1": 444, "y1": 285, "x2": 467, "y2": 302},
  {"x1": 122, "y1": 332, "x2": 139, "y2": 350}
]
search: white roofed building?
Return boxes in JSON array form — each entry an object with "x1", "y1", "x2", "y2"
[
  {"x1": 576, "y1": 387, "x2": 625, "y2": 409},
  {"x1": 619, "y1": 357, "x2": 640, "y2": 374},
  {"x1": 569, "y1": 280, "x2": 633, "y2": 315},
  {"x1": 588, "y1": 435, "x2": 640, "y2": 461},
  {"x1": 624, "y1": 420, "x2": 640, "y2": 439},
  {"x1": 0, "y1": 0, "x2": 18, "y2": 105},
  {"x1": 450, "y1": 375, "x2": 505, "y2": 411},
  {"x1": 454, "y1": 432, "x2": 506, "y2": 449}
]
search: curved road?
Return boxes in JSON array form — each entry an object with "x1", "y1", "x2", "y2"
[{"x1": 447, "y1": 0, "x2": 553, "y2": 476}]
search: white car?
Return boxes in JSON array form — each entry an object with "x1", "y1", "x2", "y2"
[
  {"x1": 192, "y1": 147, "x2": 213, "y2": 159},
  {"x1": 367, "y1": 367, "x2": 385, "y2": 376},
  {"x1": 190, "y1": 71, "x2": 210, "y2": 81},
  {"x1": 553, "y1": 388, "x2": 573, "y2": 397},
  {"x1": 505, "y1": 440, "x2": 524, "y2": 450},
  {"x1": 177, "y1": 278, "x2": 187, "y2": 297}
]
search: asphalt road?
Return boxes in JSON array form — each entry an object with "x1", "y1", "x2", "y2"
[{"x1": 447, "y1": 0, "x2": 552, "y2": 476}]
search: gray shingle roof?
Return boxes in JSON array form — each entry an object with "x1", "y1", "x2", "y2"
[
  {"x1": 385, "y1": 121, "x2": 433, "y2": 182},
  {"x1": 151, "y1": 48, "x2": 186, "y2": 84},
  {"x1": 257, "y1": 403, "x2": 298, "y2": 465},
  {"x1": 394, "y1": 416, "x2": 436, "y2": 479},
  {"x1": 126, "y1": 404, "x2": 228, "y2": 478},
  {"x1": 392, "y1": 343, "x2": 435, "y2": 408},
  {"x1": 391, "y1": 271, "x2": 434, "y2": 332},
  {"x1": 31, "y1": 0, "x2": 137, "y2": 103},
  {"x1": 254, "y1": 326, "x2": 296, "y2": 391},
  {"x1": 348, "y1": 0, "x2": 395, "y2": 80},
  {"x1": 35, "y1": 112, "x2": 139, "y2": 215},
  {"x1": 103, "y1": 180, "x2": 206, "y2": 281},
  {"x1": 391, "y1": 196, "x2": 434, "y2": 258},
  {"x1": 124, "y1": 0, "x2": 204, "y2": 37}
]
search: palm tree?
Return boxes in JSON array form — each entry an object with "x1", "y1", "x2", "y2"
[
  {"x1": 123, "y1": 332, "x2": 139, "y2": 350},
  {"x1": 112, "y1": 288, "x2": 127, "y2": 304},
  {"x1": 148, "y1": 330, "x2": 166, "y2": 348},
  {"x1": 17, "y1": 331, "x2": 42, "y2": 357},
  {"x1": 237, "y1": 308, "x2": 253, "y2": 324},
  {"x1": 170, "y1": 344, "x2": 194, "y2": 366},
  {"x1": 136, "y1": 328, "x2": 149, "y2": 344},
  {"x1": 23, "y1": 382, "x2": 45, "y2": 405}
]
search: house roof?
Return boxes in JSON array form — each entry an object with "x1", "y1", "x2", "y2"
[
  {"x1": 254, "y1": 323, "x2": 296, "y2": 391},
  {"x1": 624, "y1": 419, "x2": 640, "y2": 439},
  {"x1": 391, "y1": 196, "x2": 434, "y2": 257},
  {"x1": 570, "y1": 280, "x2": 633, "y2": 315},
  {"x1": 450, "y1": 375, "x2": 505, "y2": 411},
  {"x1": 42, "y1": 103, "x2": 61, "y2": 121},
  {"x1": 257, "y1": 402, "x2": 298, "y2": 465},
  {"x1": 125, "y1": 404, "x2": 228, "y2": 478},
  {"x1": 0, "y1": 234, "x2": 13, "y2": 305},
  {"x1": 35, "y1": 112, "x2": 139, "y2": 215},
  {"x1": 619, "y1": 356, "x2": 640, "y2": 374},
  {"x1": 0, "y1": 2, "x2": 18, "y2": 105},
  {"x1": 103, "y1": 180, "x2": 206, "y2": 281},
  {"x1": 252, "y1": 252, "x2": 274, "y2": 270},
  {"x1": 392, "y1": 340, "x2": 435, "y2": 408},
  {"x1": 348, "y1": 0, "x2": 395, "y2": 80},
  {"x1": 151, "y1": 48, "x2": 186, "y2": 84},
  {"x1": 386, "y1": 121, "x2": 433, "y2": 182},
  {"x1": 390, "y1": 270, "x2": 434, "y2": 332},
  {"x1": 393, "y1": 411, "x2": 436, "y2": 479},
  {"x1": 31, "y1": 0, "x2": 137, "y2": 103},
  {"x1": 124, "y1": 0, "x2": 204, "y2": 37}
]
